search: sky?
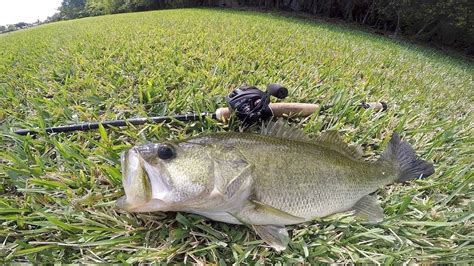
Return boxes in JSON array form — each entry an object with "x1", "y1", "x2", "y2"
[{"x1": 0, "y1": 0, "x2": 63, "y2": 25}]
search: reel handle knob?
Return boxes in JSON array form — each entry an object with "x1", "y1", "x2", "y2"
[{"x1": 266, "y1": 83, "x2": 288, "y2": 99}]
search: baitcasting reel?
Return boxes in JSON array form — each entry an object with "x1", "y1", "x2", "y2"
[{"x1": 225, "y1": 84, "x2": 288, "y2": 125}]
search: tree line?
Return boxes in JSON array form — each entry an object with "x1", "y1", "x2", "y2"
[
  {"x1": 0, "y1": 22, "x2": 42, "y2": 34},
  {"x1": 9, "y1": 0, "x2": 474, "y2": 53}
]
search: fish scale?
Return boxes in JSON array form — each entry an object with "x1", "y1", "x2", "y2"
[{"x1": 208, "y1": 133, "x2": 392, "y2": 219}]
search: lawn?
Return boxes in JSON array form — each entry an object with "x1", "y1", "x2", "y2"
[{"x1": 0, "y1": 8, "x2": 472, "y2": 263}]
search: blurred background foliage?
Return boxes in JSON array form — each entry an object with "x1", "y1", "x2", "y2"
[{"x1": 53, "y1": 0, "x2": 473, "y2": 54}]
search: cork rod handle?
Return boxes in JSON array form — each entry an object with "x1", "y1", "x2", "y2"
[{"x1": 215, "y1": 103, "x2": 320, "y2": 122}]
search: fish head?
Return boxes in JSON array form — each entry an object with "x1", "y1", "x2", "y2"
[{"x1": 116, "y1": 141, "x2": 214, "y2": 212}]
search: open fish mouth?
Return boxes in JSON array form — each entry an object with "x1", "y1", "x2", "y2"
[
  {"x1": 117, "y1": 148, "x2": 152, "y2": 209},
  {"x1": 121, "y1": 148, "x2": 141, "y2": 187},
  {"x1": 117, "y1": 146, "x2": 174, "y2": 212}
]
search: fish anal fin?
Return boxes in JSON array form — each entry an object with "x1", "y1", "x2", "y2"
[
  {"x1": 252, "y1": 224, "x2": 289, "y2": 251},
  {"x1": 260, "y1": 119, "x2": 309, "y2": 142},
  {"x1": 352, "y1": 195, "x2": 384, "y2": 224},
  {"x1": 316, "y1": 130, "x2": 363, "y2": 160}
]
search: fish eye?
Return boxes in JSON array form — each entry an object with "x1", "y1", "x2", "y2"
[{"x1": 157, "y1": 144, "x2": 175, "y2": 160}]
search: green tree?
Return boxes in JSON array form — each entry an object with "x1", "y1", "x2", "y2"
[
  {"x1": 85, "y1": 0, "x2": 157, "y2": 15},
  {"x1": 6, "y1": 24, "x2": 17, "y2": 32},
  {"x1": 59, "y1": 0, "x2": 88, "y2": 19}
]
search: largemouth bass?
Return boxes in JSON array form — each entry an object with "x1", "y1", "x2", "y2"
[{"x1": 117, "y1": 120, "x2": 434, "y2": 250}]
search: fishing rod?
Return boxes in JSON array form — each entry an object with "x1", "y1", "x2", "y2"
[{"x1": 14, "y1": 84, "x2": 387, "y2": 135}]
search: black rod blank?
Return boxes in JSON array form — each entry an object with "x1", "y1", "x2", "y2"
[{"x1": 14, "y1": 112, "x2": 215, "y2": 135}]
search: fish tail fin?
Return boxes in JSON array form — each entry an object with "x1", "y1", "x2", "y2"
[{"x1": 381, "y1": 133, "x2": 434, "y2": 182}]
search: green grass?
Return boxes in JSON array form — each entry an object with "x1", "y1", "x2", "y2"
[{"x1": 0, "y1": 8, "x2": 473, "y2": 263}]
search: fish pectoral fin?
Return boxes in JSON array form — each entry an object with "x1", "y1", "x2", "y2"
[
  {"x1": 352, "y1": 195, "x2": 384, "y2": 224},
  {"x1": 252, "y1": 224, "x2": 289, "y2": 252},
  {"x1": 211, "y1": 148, "x2": 254, "y2": 200},
  {"x1": 250, "y1": 200, "x2": 305, "y2": 224},
  {"x1": 224, "y1": 164, "x2": 254, "y2": 200}
]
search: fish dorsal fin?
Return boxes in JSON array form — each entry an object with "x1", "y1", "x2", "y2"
[
  {"x1": 315, "y1": 130, "x2": 363, "y2": 160},
  {"x1": 261, "y1": 119, "x2": 363, "y2": 159},
  {"x1": 260, "y1": 119, "x2": 309, "y2": 142}
]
